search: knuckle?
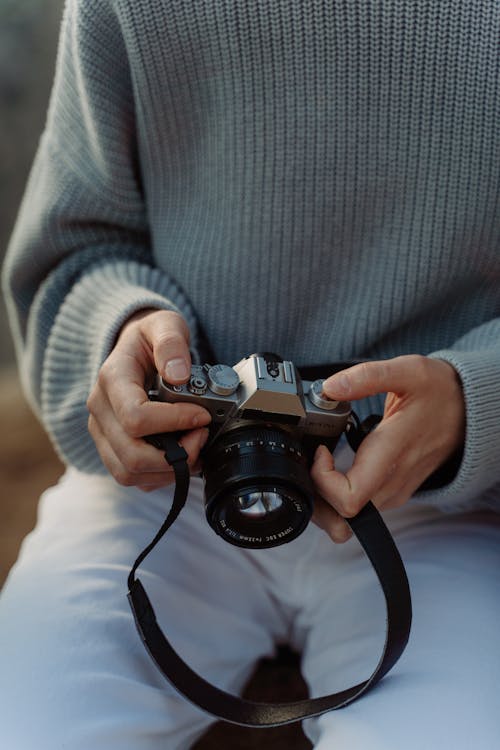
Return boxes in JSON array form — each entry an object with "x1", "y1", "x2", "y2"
[
  {"x1": 339, "y1": 497, "x2": 362, "y2": 518},
  {"x1": 155, "y1": 324, "x2": 187, "y2": 348},
  {"x1": 86, "y1": 391, "x2": 96, "y2": 414},
  {"x1": 371, "y1": 360, "x2": 390, "y2": 386},
  {"x1": 86, "y1": 381, "x2": 104, "y2": 413},
  {"x1": 121, "y1": 447, "x2": 146, "y2": 474},
  {"x1": 170, "y1": 403, "x2": 197, "y2": 429},
  {"x1": 120, "y1": 406, "x2": 145, "y2": 436},
  {"x1": 357, "y1": 361, "x2": 373, "y2": 382},
  {"x1": 155, "y1": 330, "x2": 188, "y2": 352},
  {"x1": 408, "y1": 354, "x2": 431, "y2": 381},
  {"x1": 160, "y1": 310, "x2": 190, "y2": 339},
  {"x1": 114, "y1": 468, "x2": 135, "y2": 487},
  {"x1": 97, "y1": 359, "x2": 115, "y2": 387},
  {"x1": 87, "y1": 413, "x2": 96, "y2": 436}
]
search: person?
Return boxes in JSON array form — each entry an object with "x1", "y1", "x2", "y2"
[{"x1": 1, "y1": 1, "x2": 499, "y2": 748}]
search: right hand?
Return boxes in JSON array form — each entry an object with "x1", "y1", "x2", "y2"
[{"x1": 87, "y1": 309, "x2": 212, "y2": 491}]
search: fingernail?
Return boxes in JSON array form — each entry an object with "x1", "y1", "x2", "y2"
[{"x1": 165, "y1": 358, "x2": 189, "y2": 381}]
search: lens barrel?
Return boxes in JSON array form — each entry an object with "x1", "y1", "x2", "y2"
[{"x1": 203, "y1": 426, "x2": 315, "y2": 549}]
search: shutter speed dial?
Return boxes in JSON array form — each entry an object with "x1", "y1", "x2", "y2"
[{"x1": 207, "y1": 365, "x2": 240, "y2": 396}]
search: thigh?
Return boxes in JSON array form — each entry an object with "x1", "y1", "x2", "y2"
[
  {"x1": 299, "y1": 505, "x2": 500, "y2": 750},
  {"x1": 0, "y1": 470, "x2": 286, "y2": 750}
]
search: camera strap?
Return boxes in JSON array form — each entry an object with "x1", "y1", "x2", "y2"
[{"x1": 127, "y1": 431, "x2": 412, "y2": 728}]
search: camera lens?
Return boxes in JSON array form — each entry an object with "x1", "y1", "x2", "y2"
[{"x1": 203, "y1": 426, "x2": 315, "y2": 549}]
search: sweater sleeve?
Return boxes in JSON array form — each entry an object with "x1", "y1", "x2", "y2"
[
  {"x1": 414, "y1": 320, "x2": 500, "y2": 512},
  {"x1": 2, "y1": 0, "x2": 202, "y2": 472}
]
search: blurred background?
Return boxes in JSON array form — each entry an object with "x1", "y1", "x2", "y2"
[
  {"x1": 0, "y1": 0, "x2": 65, "y2": 586},
  {"x1": 1, "y1": 0, "x2": 63, "y2": 369},
  {"x1": 0, "y1": 2, "x2": 311, "y2": 746}
]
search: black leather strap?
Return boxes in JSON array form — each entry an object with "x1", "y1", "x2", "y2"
[
  {"x1": 127, "y1": 432, "x2": 412, "y2": 727},
  {"x1": 127, "y1": 434, "x2": 190, "y2": 592}
]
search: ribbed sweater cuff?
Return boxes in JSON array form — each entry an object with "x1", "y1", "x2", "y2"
[
  {"x1": 415, "y1": 349, "x2": 500, "y2": 512},
  {"x1": 41, "y1": 260, "x2": 201, "y2": 472}
]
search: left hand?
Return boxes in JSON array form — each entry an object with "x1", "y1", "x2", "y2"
[{"x1": 310, "y1": 355, "x2": 466, "y2": 543}]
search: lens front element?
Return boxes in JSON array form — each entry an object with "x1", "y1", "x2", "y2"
[{"x1": 236, "y1": 490, "x2": 284, "y2": 517}]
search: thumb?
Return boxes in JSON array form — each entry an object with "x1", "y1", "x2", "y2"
[{"x1": 145, "y1": 310, "x2": 192, "y2": 384}]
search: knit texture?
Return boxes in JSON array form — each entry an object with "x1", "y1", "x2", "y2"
[{"x1": 3, "y1": 0, "x2": 499, "y2": 510}]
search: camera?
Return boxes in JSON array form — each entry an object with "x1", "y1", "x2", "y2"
[{"x1": 149, "y1": 353, "x2": 351, "y2": 549}]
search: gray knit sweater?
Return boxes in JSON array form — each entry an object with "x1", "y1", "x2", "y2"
[{"x1": 3, "y1": 0, "x2": 499, "y2": 511}]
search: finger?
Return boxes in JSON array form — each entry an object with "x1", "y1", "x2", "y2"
[
  {"x1": 133, "y1": 427, "x2": 209, "y2": 482},
  {"x1": 143, "y1": 310, "x2": 192, "y2": 384},
  {"x1": 90, "y1": 399, "x2": 209, "y2": 475},
  {"x1": 312, "y1": 494, "x2": 353, "y2": 543},
  {"x1": 115, "y1": 395, "x2": 212, "y2": 438},
  {"x1": 311, "y1": 428, "x2": 407, "y2": 517},
  {"x1": 321, "y1": 355, "x2": 430, "y2": 401},
  {"x1": 89, "y1": 416, "x2": 174, "y2": 486},
  {"x1": 88, "y1": 400, "x2": 166, "y2": 473},
  {"x1": 90, "y1": 413, "x2": 208, "y2": 487},
  {"x1": 115, "y1": 429, "x2": 209, "y2": 487},
  {"x1": 95, "y1": 354, "x2": 211, "y2": 437}
]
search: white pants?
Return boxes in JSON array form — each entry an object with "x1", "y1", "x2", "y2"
[{"x1": 1, "y1": 467, "x2": 500, "y2": 750}]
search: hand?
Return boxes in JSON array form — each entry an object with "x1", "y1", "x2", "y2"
[
  {"x1": 310, "y1": 355, "x2": 465, "y2": 543},
  {"x1": 87, "y1": 309, "x2": 211, "y2": 491}
]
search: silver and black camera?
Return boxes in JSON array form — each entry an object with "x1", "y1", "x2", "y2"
[{"x1": 149, "y1": 353, "x2": 351, "y2": 549}]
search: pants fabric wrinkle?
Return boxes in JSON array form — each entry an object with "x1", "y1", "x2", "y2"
[{"x1": 1, "y1": 465, "x2": 499, "y2": 750}]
